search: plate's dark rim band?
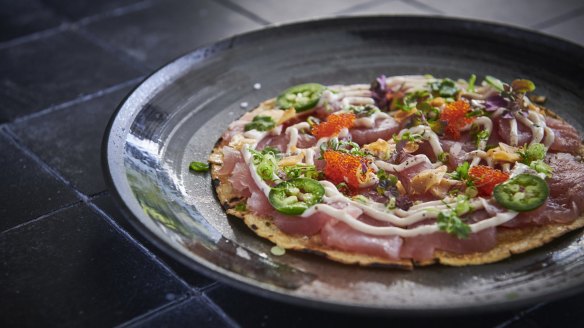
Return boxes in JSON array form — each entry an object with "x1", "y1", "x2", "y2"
[{"x1": 102, "y1": 15, "x2": 584, "y2": 316}]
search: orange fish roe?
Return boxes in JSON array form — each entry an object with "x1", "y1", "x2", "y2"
[
  {"x1": 311, "y1": 113, "x2": 355, "y2": 139},
  {"x1": 441, "y1": 100, "x2": 474, "y2": 140},
  {"x1": 469, "y1": 165, "x2": 510, "y2": 196},
  {"x1": 323, "y1": 150, "x2": 368, "y2": 190}
]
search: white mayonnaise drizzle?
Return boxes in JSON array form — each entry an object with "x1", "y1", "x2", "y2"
[
  {"x1": 398, "y1": 126, "x2": 443, "y2": 157},
  {"x1": 353, "y1": 112, "x2": 390, "y2": 128},
  {"x1": 230, "y1": 77, "x2": 557, "y2": 241}
]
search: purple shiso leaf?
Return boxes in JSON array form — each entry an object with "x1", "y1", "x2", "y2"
[{"x1": 485, "y1": 95, "x2": 508, "y2": 111}]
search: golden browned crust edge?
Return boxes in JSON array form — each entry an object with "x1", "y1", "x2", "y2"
[{"x1": 210, "y1": 99, "x2": 584, "y2": 269}]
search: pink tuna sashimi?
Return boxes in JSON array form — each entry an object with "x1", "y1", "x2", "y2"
[
  {"x1": 217, "y1": 146, "x2": 242, "y2": 175},
  {"x1": 350, "y1": 117, "x2": 400, "y2": 145},
  {"x1": 273, "y1": 211, "x2": 331, "y2": 236},
  {"x1": 321, "y1": 217, "x2": 403, "y2": 260},
  {"x1": 545, "y1": 117, "x2": 582, "y2": 153},
  {"x1": 503, "y1": 152, "x2": 584, "y2": 227}
]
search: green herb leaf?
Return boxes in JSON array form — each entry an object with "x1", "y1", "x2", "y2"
[
  {"x1": 189, "y1": 161, "x2": 209, "y2": 172},
  {"x1": 451, "y1": 162, "x2": 470, "y2": 181},
  {"x1": 319, "y1": 138, "x2": 365, "y2": 157},
  {"x1": 467, "y1": 74, "x2": 477, "y2": 92},
  {"x1": 250, "y1": 149, "x2": 278, "y2": 181},
  {"x1": 429, "y1": 78, "x2": 459, "y2": 98},
  {"x1": 437, "y1": 211, "x2": 471, "y2": 239},
  {"x1": 234, "y1": 203, "x2": 247, "y2": 211},
  {"x1": 244, "y1": 115, "x2": 276, "y2": 132},
  {"x1": 518, "y1": 143, "x2": 547, "y2": 165},
  {"x1": 437, "y1": 152, "x2": 449, "y2": 162},
  {"x1": 529, "y1": 160, "x2": 553, "y2": 177},
  {"x1": 348, "y1": 104, "x2": 380, "y2": 117},
  {"x1": 417, "y1": 102, "x2": 440, "y2": 122},
  {"x1": 393, "y1": 131, "x2": 422, "y2": 143},
  {"x1": 484, "y1": 75, "x2": 505, "y2": 92},
  {"x1": 284, "y1": 164, "x2": 319, "y2": 180},
  {"x1": 511, "y1": 79, "x2": 536, "y2": 93}
]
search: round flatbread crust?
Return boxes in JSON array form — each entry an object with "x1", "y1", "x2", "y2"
[{"x1": 209, "y1": 99, "x2": 584, "y2": 269}]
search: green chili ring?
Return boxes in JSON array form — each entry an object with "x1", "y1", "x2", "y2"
[
  {"x1": 268, "y1": 178, "x2": 325, "y2": 215},
  {"x1": 493, "y1": 174, "x2": 549, "y2": 212},
  {"x1": 276, "y1": 83, "x2": 325, "y2": 112}
]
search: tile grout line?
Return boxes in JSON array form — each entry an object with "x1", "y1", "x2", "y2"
[
  {"x1": 213, "y1": 0, "x2": 272, "y2": 25},
  {"x1": 530, "y1": 6, "x2": 584, "y2": 30},
  {"x1": 10, "y1": 77, "x2": 144, "y2": 124},
  {"x1": 201, "y1": 292, "x2": 241, "y2": 328},
  {"x1": 73, "y1": 0, "x2": 162, "y2": 26},
  {"x1": 0, "y1": 23, "x2": 71, "y2": 50},
  {"x1": 0, "y1": 0, "x2": 159, "y2": 50},
  {"x1": 114, "y1": 293, "x2": 194, "y2": 328},
  {"x1": 86, "y1": 201, "x2": 197, "y2": 291},
  {"x1": 2, "y1": 126, "x2": 195, "y2": 292},
  {"x1": 494, "y1": 303, "x2": 546, "y2": 328},
  {"x1": 335, "y1": 0, "x2": 396, "y2": 15},
  {"x1": 73, "y1": 27, "x2": 153, "y2": 73},
  {"x1": 0, "y1": 200, "x2": 82, "y2": 235},
  {"x1": 400, "y1": 0, "x2": 444, "y2": 14}
]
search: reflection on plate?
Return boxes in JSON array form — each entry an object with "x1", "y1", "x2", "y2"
[{"x1": 103, "y1": 16, "x2": 584, "y2": 314}]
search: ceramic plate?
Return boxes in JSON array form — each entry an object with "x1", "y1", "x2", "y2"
[{"x1": 103, "y1": 16, "x2": 584, "y2": 314}]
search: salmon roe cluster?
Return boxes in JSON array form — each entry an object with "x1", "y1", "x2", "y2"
[
  {"x1": 469, "y1": 165, "x2": 510, "y2": 196},
  {"x1": 441, "y1": 100, "x2": 474, "y2": 140},
  {"x1": 323, "y1": 150, "x2": 368, "y2": 190},
  {"x1": 311, "y1": 113, "x2": 355, "y2": 139}
]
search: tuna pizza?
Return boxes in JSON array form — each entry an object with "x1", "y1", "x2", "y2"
[{"x1": 208, "y1": 75, "x2": 584, "y2": 269}]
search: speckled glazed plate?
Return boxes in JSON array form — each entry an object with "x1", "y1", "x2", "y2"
[{"x1": 103, "y1": 16, "x2": 584, "y2": 314}]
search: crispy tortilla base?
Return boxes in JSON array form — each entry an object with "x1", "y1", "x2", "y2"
[{"x1": 210, "y1": 99, "x2": 584, "y2": 270}]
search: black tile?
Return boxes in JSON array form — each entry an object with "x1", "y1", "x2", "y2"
[
  {"x1": 10, "y1": 84, "x2": 138, "y2": 196},
  {"x1": 91, "y1": 193, "x2": 216, "y2": 289},
  {"x1": 0, "y1": 30, "x2": 143, "y2": 122},
  {"x1": 126, "y1": 297, "x2": 231, "y2": 327},
  {"x1": 542, "y1": 13, "x2": 584, "y2": 47},
  {"x1": 336, "y1": 0, "x2": 432, "y2": 15},
  {"x1": 414, "y1": 0, "x2": 584, "y2": 28},
  {"x1": 0, "y1": 130, "x2": 78, "y2": 232},
  {"x1": 85, "y1": 0, "x2": 261, "y2": 69},
  {"x1": 44, "y1": 0, "x2": 146, "y2": 20},
  {"x1": 519, "y1": 293, "x2": 584, "y2": 327},
  {"x1": 206, "y1": 285, "x2": 523, "y2": 328},
  {"x1": 0, "y1": 0, "x2": 63, "y2": 42},
  {"x1": 219, "y1": 0, "x2": 372, "y2": 24},
  {"x1": 0, "y1": 204, "x2": 189, "y2": 328}
]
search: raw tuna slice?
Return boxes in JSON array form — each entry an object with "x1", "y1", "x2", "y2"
[
  {"x1": 321, "y1": 217, "x2": 403, "y2": 260},
  {"x1": 546, "y1": 117, "x2": 582, "y2": 153},
  {"x1": 351, "y1": 117, "x2": 400, "y2": 145}
]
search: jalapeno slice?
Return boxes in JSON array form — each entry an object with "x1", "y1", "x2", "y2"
[
  {"x1": 268, "y1": 178, "x2": 325, "y2": 215},
  {"x1": 493, "y1": 174, "x2": 549, "y2": 212},
  {"x1": 276, "y1": 83, "x2": 325, "y2": 112}
]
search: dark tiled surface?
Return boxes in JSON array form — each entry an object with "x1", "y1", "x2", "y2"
[
  {"x1": 336, "y1": 0, "x2": 433, "y2": 16},
  {"x1": 414, "y1": 0, "x2": 584, "y2": 28},
  {"x1": 0, "y1": 30, "x2": 144, "y2": 122},
  {"x1": 10, "y1": 83, "x2": 139, "y2": 196},
  {"x1": 0, "y1": 0, "x2": 63, "y2": 42},
  {"x1": 125, "y1": 297, "x2": 231, "y2": 327},
  {"x1": 91, "y1": 193, "x2": 215, "y2": 289},
  {"x1": 221, "y1": 0, "x2": 373, "y2": 23},
  {"x1": 1, "y1": 0, "x2": 584, "y2": 327},
  {"x1": 542, "y1": 13, "x2": 584, "y2": 45},
  {"x1": 44, "y1": 0, "x2": 147, "y2": 20},
  {"x1": 0, "y1": 130, "x2": 78, "y2": 232},
  {"x1": 205, "y1": 285, "x2": 521, "y2": 328},
  {"x1": 85, "y1": 0, "x2": 261, "y2": 69},
  {"x1": 0, "y1": 204, "x2": 189, "y2": 327}
]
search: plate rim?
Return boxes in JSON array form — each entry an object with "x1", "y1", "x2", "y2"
[{"x1": 102, "y1": 15, "x2": 584, "y2": 315}]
